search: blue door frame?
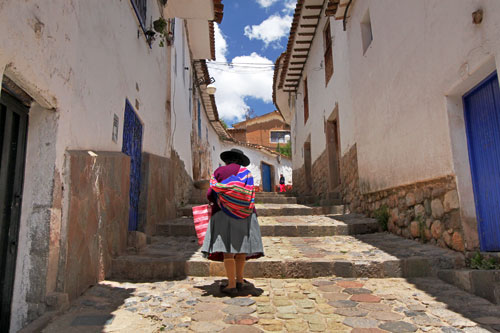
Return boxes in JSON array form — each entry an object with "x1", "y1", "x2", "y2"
[
  {"x1": 122, "y1": 100, "x2": 143, "y2": 231},
  {"x1": 262, "y1": 163, "x2": 272, "y2": 192},
  {"x1": 463, "y1": 71, "x2": 500, "y2": 251}
]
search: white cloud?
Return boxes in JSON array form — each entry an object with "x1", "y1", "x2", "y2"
[
  {"x1": 283, "y1": 0, "x2": 297, "y2": 14},
  {"x1": 244, "y1": 14, "x2": 292, "y2": 47},
  {"x1": 210, "y1": 25, "x2": 274, "y2": 123},
  {"x1": 256, "y1": 0, "x2": 280, "y2": 8}
]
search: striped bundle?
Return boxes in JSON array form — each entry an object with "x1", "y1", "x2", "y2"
[
  {"x1": 209, "y1": 166, "x2": 255, "y2": 219},
  {"x1": 192, "y1": 204, "x2": 212, "y2": 245}
]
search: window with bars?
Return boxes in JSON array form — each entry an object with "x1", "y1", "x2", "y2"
[
  {"x1": 131, "y1": 0, "x2": 147, "y2": 30},
  {"x1": 323, "y1": 21, "x2": 334, "y2": 84}
]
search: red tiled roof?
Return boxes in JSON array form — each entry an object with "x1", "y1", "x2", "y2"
[
  {"x1": 195, "y1": 60, "x2": 231, "y2": 140},
  {"x1": 209, "y1": 1, "x2": 224, "y2": 61},
  {"x1": 273, "y1": 52, "x2": 286, "y2": 118}
]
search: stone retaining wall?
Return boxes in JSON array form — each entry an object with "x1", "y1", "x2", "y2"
[
  {"x1": 292, "y1": 166, "x2": 307, "y2": 195},
  {"x1": 311, "y1": 149, "x2": 329, "y2": 197},
  {"x1": 139, "y1": 153, "x2": 176, "y2": 236},
  {"x1": 340, "y1": 145, "x2": 467, "y2": 252},
  {"x1": 65, "y1": 151, "x2": 130, "y2": 301},
  {"x1": 341, "y1": 144, "x2": 362, "y2": 213}
]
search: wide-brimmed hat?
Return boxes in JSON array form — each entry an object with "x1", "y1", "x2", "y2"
[{"x1": 220, "y1": 148, "x2": 250, "y2": 166}]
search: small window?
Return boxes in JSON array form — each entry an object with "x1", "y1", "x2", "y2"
[
  {"x1": 303, "y1": 78, "x2": 309, "y2": 124},
  {"x1": 361, "y1": 9, "x2": 373, "y2": 54},
  {"x1": 270, "y1": 131, "x2": 291, "y2": 144},
  {"x1": 131, "y1": 0, "x2": 147, "y2": 30},
  {"x1": 323, "y1": 21, "x2": 334, "y2": 84}
]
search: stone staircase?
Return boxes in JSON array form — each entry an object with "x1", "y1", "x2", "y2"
[{"x1": 111, "y1": 191, "x2": 465, "y2": 282}]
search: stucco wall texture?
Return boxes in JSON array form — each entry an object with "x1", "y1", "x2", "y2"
[{"x1": 291, "y1": 0, "x2": 500, "y2": 193}]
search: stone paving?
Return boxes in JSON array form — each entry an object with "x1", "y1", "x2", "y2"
[
  {"x1": 112, "y1": 233, "x2": 465, "y2": 280},
  {"x1": 179, "y1": 204, "x2": 345, "y2": 217},
  {"x1": 157, "y1": 214, "x2": 380, "y2": 237},
  {"x1": 43, "y1": 276, "x2": 500, "y2": 332}
]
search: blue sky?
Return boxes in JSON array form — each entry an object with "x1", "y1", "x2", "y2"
[{"x1": 208, "y1": 0, "x2": 296, "y2": 126}]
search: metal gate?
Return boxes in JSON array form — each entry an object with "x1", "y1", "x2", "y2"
[
  {"x1": 463, "y1": 72, "x2": 500, "y2": 251},
  {"x1": 0, "y1": 91, "x2": 28, "y2": 331},
  {"x1": 122, "y1": 100, "x2": 143, "y2": 231},
  {"x1": 262, "y1": 163, "x2": 272, "y2": 192}
]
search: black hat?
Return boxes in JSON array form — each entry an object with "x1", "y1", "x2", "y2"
[{"x1": 220, "y1": 148, "x2": 250, "y2": 167}]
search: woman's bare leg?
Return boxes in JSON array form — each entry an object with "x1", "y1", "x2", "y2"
[
  {"x1": 235, "y1": 253, "x2": 247, "y2": 284},
  {"x1": 223, "y1": 253, "x2": 236, "y2": 289}
]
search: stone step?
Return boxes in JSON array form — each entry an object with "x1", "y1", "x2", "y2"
[
  {"x1": 157, "y1": 214, "x2": 380, "y2": 237},
  {"x1": 178, "y1": 204, "x2": 346, "y2": 217},
  {"x1": 255, "y1": 192, "x2": 288, "y2": 198},
  {"x1": 111, "y1": 233, "x2": 465, "y2": 281},
  {"x1": 437, "y1": 269, "x2": 500, "y2": 305},
  {"x1": 254, "y1": 196, "x2": 298, "y2": 204}
]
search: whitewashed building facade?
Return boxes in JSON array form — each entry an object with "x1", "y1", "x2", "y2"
[{"x1": 274, "y1": 0, "x2": 500, "y2": 254}]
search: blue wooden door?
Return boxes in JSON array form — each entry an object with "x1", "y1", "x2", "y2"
[
  {"x1": 122, "y1": 101, "x2": 143, "y2": 231},
  {"x1": 262, "y1": 164, "x2": 272, "y2": 192},
  {"x1": 464, "y1": 72, "x2": 500, "y2": 251}
]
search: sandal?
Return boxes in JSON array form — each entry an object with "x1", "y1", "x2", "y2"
[
  {"x1": 236, "y1": 279, "x2": 251, "y2": 290},
  {"x1": 220, "y1": 286, "x2": 238, "y2": 296},
  {"x1": 221, "y1": 279, "x2": 252, "y2": 291}
]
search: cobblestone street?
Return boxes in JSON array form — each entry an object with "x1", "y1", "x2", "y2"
[
  {"x1": 42, "y1": 194, "x2": 500, "y2": 332},
  {"x1": 44, "y1": 276, "x2": 500, "y2": 332}
]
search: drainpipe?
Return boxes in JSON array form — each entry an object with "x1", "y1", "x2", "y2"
[{"x1": 343, "y1": 0, "x2": 353, "y2": 31}]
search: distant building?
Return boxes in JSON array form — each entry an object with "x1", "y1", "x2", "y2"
[{"x1": 228, "y1": 111, "x2": 291, "y2": 151}]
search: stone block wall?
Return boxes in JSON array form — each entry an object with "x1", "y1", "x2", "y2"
[
  {"x1": 340, "y1": 144, "x2": 362, "y2": 213},
  {"x1": 65, "y1": 151, "x2": 130, "y2": 300},
  {"x1": 291, "y1": 166, "x2": 307, "y2": 195},
  {"x1": 139, "y1": 152, "x2": 176, "y2": 236},
  {"x1": 339, "y1": 144, "x2": 467, "y2": 252},
  {"x1": 363, "y1": 176, "x2": 465, "y2": 252},
  {"x1": 171, "y1": 149, "x2": 193, "y2": 208},
  {"x1": 311, "y1": 149, "x2": 329, "y2": 197}
]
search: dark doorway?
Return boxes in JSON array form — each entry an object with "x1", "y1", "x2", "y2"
[
  {"x1": 463, "y1": 72, "x2": 500, "y2": 251},
  {"x1": 0, "y1": 91, "x2": 29, "y2": 332},
  {"x1": 122, "y1": 100, "x2": 143, "y2": 231},
  {"x1": 326, "y1": 119, "x2": 341, "y2": 190},
  {"x1": 304, "y1": 141, "x2": 312, "y2": 193}
]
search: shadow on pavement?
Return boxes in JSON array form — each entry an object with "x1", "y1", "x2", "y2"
[
  {"x1": 353, "y1": 232, "x2": 500, "y2": 332},
  {"x1": 40, "y1": 283, "x2": 139, "y2": 333},
  {"x1": 195, "y1": 279, "x2": 264, "y2": 298}
]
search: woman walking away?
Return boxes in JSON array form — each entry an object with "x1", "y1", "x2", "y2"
[
  {"x1": 201, "y1": 148, "x2": 264, "y2": 295},
  {"x1": 279, "y1": 174, "x2": 286, "y2": 192}
]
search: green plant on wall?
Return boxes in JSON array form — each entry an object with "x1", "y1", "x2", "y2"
[
  {"x1": 277, "y1": 141, "x2": 291, "y2": 158},
  {"x1": 417, "y1": 215, "x2": 426, "y2": 243},
  {"x1": 470, "y1": 252, "x2": 500, "y2": 270},
  {"x1": 220, "y1": 119, "x2": 229, "y2": 129},
  {"x1": 373, "y1": 205, "x2": 389, "y2": 231}
]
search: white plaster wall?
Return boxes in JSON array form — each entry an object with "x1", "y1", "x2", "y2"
[
  {"x1": 219, "y1": 141, "x2": 292, "y2": 187},
  {"x1": 292, "y1": 0, "x2": 500, "y2": 196},
  {"x1": 0, "y1": 0, "x2": 178, "y2": 330},
  {"x1": 344, "y1": 0, "x2": 500, "y2": 193},
  {"x1": 171, "y1": 18, "x2": 195, "y2": 177},
  {"x1": 291, "y1": 13, "x2": 355, "y2": 172}
]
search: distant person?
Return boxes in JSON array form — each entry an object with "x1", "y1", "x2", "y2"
[
  {"x1": 201, "y1": 148, "x2": 264, "y2": 295},
  {"x1": 279, "y1": 174, "x2": 286, "y2": 192}
]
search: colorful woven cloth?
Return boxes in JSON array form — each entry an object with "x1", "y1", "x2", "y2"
[{"x1": 209, "y1": 166, "x2": 255, "y2": 219}]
